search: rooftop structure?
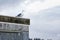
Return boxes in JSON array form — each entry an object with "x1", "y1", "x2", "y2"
[{"x1": 0, "y1": 15, "x2": 30, "y2": 40}]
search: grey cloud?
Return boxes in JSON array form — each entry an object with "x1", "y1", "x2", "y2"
[
  {"x1": 0, "y1": 0, "x2": 25, "y2": 9},
  {"x1": 37, "y1": 6, "x2": 60, "y2": 21},
  {"x1": 0, "y1": 0, "x2": 24, "y2": 5},
  {"x1": 30, "y1": 6, "x2": 60, "y2": 34},
  {"x1": 0, "y1": 0, "x2": 25, "y2": 16},
  {"x1": 30, "y1": 6, "x2": 60, "y2": 21},
  {"x1": 29, "y1": 6, "x2": 60, "y2": 39}
]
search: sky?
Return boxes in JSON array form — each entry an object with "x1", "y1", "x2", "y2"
[{"x1": 0, "y1": 0, "x2": 60, "y2": 40}]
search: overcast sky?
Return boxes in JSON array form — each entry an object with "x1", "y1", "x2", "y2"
[{"x1": 0, "y1": 0, "x2": 60, "y2": 40}]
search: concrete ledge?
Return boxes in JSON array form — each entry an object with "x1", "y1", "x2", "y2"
[{"x1": 0, "y1": 15, "x2": 30, "y2": 25}]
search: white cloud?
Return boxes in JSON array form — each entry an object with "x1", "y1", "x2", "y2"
[
  {"x1": 24, "y1": 0, "x2": 60, "y2": 13},
  {"x1": 21, "y1": 0, "x2": 60, "y2": 19}
]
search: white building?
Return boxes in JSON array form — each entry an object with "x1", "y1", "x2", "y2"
[{"x1": 0, "y1": 15, "x2": 30, "y2": 40}]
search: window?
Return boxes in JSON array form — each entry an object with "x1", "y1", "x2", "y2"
[
  {"x1": 14, "y1": 25, "x2": 18, "y2": 30},
  {"x1": 0, "y1": 23, "x2": 2, "y2": 29},
  {"x1": 3, "y1": 23, "x2": 7, "y2": 29},
  {"x1": 6, "y1": 24, "x2": 10, "y2": 30},
  {"x1": 18, "y1": 33, "x2": 20, "y2": 36}
]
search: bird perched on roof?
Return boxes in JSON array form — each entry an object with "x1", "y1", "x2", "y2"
[{"x1": 16, "y1": 10, "x2": 24, "y2": 17}]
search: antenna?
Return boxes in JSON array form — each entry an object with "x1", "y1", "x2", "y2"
[{"x1": 16, "y1": 10, "x2": 24, "y2": 17}]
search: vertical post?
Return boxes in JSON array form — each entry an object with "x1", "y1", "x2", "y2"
[{"x1": 22, "y1": 32, "x2": 29, "y2": 40}]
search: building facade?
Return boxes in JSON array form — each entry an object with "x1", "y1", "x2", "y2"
[{"x1": 0, "y1": 15, "x2": 30, "y2": 40}]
